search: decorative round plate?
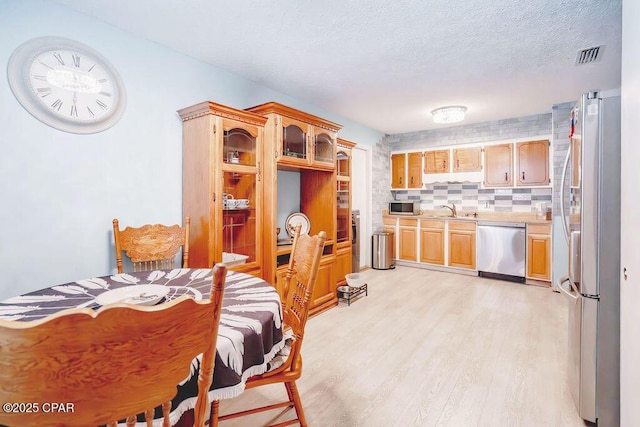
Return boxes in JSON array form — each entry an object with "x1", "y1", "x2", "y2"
[
  {"x1": 96, "y1": 284, "x2": 169, "y2": 306},
  {"x1": 285, "y1": 212, "x2": 310, "y2": 237}
]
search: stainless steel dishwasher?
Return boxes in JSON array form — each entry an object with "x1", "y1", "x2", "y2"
[{"x1": 477, "y1": 221, "x2": 526, "y2": 282}]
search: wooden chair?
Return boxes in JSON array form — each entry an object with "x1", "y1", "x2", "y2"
[
  {"x1": 0, "y1": 263, "x2": 227, "y2": 427},
  {"x1": 211, "y1": 224, "x2": 326, "y2": 427},
  {"x1": 113, "y1": 217, "x2": 190, "y2": 273}
]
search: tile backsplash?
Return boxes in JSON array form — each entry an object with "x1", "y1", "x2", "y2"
[{"x1": 391, "y1": 183, "x2": 552, "y2": 213}]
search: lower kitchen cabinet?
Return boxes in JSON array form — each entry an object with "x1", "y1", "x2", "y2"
[
  {"x1": 398, "y1": 218, "x2": 418, "y2": 261},
  {"x1": 420, "y1": 220, "x2": 445, "y2": 265},
  {"x1": 527, "y1": 224, "x2": 551, "y2": 281},
  {"x1": 448, "y1": 221, "x2": 476, "y2": 269}
]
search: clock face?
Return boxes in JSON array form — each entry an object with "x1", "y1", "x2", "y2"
[{"x1": 7, "y1": 37, "x2": 126, "y2": 134}]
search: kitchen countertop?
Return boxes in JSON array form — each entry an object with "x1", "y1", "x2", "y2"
[{"x1": 383, "y1": 210, "x2": 552, "y2": 225}]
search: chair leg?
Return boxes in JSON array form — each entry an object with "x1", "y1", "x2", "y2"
[
  {"x1": 285, "y1": 381, "x2": 307, "y2": 427},
  {"x1": 210, "y1": 400, "x2": 220, "y2": 427}
]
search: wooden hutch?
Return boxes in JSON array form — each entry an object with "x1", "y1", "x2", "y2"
[
  {"x1": 178, "y1": 102, "x2": 267, "y2": 277},
  {"x1": 179, "y1": 100, "x2": 355, "y2": 317},
  {"x1": 245, "y1": 102, "x2": 342, "y2": 316},
  {"x1": 335, "y1": 138, "x2": 356, "y2": 285}
]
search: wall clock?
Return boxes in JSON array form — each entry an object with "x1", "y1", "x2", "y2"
[{"x1": 7, "y1": 36, "x2": 126, "y2": 134}]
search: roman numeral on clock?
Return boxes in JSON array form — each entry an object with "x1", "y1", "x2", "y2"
[
  {"x1": 72, "y1": 54, "x2": 81, "y2": 68},
  {"x1": 53, "y1": 52, "x2": 65, "y2": 66},
  {"x1": 37, "y1": 87, "x2": 52, "y2": 98},
  {"x1": 96, "y1": 99, "x2": 108, "y2": 110},
  {"x1": 51, "y1": 99, "x2": 63, "y2": 111},
  {"x1": 38, "y1": 60, "x2": 53, "y2": 70},
  {"x1": 70, "y1": 105, "x2": 78, "y2": 118}
]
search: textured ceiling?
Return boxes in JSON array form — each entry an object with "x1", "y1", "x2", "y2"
[{"x1": 54, "y1": 0, "x2": 622, "y2": 134}]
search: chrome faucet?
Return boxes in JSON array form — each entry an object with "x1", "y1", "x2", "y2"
[{"x1": 440, "y1": 203, "x2": 457, "y2": 217}]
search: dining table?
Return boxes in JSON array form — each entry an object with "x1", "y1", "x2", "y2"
[{"x1": 0, "y1": 268, "x2": 286, "y2": 426}]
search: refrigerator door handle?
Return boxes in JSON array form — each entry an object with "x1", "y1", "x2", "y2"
[
  {"x1": 556, "y1": 275, "x2": 579, "y2": 301},
  {"x1": 559, "y1": 148, "x2": 571, "y2": 244},
  {"x1": 569, "y1": 230, "x2": 582, "y2": 285}
]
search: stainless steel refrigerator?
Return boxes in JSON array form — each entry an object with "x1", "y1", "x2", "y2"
[{"x1": 557, "y1": 90, "x2": 620, "y2": 426}]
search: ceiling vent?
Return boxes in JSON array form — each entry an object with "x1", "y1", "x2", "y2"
[{"x1": 576, "y1": 45, "x2": 604, "y2": 65}]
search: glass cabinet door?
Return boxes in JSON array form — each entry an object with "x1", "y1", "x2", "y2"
[
  {"x1": 337, "y1": 180, "x2": 350, "y2": 243},
  {"x1": 282, "y1": 124, "x2": 307, "y2": 160},
  {"x1": 337, "y1": 150, "x2": 350, "y2": 177},
  {"x1": 224, "y1": 128, "x2": 256, "y2": 166},
  {"x1": 314, "y1": 131, "x2": 335, "y2": 165},
  {"x1": 222, "y1": 171, "x2": 257, "y2": 264}
]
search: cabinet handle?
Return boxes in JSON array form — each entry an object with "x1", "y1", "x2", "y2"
[
  {"x1": 411, "y1": 176, "x2": 414, "y2": 184},
  {"x1": 400, "y1": 177, "x2": 403, "y2": 184},
  {"x1": 505, "y1": 172, "x2": 508, "y2": 182},
  {"x1": 522, "y1": 171, "x2": 525, "y2": 180},
  {"x1": 457, "y1": 159, "x2": 459, "y2": 168}
]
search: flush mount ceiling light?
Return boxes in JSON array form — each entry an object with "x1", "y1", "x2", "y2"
[{"x1": 431, "y1": 106, "x2": 467, "y2": 124}]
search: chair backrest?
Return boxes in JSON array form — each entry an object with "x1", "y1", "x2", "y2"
[
  {"x1": 282, "y1": 224, "x2": 327, "y2": 365},
  {"x1": 113, "y1": 217, "x2": 190, "y2": 273},
  {"x1": 0, "y1": 263, "x2": 227, "y2": 427}
]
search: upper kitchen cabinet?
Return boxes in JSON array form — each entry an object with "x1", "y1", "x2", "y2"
[
  {"x1": 407, "y1": 152, "x2": 423, "y2": 188},
  {"x1": 484, "y1": 143, "x2": 513, "y2": 187},
  {"x1": 453, "y1": 147, "x2": 482, "y2": 172},
  {"x1": 391, "y1": 151, "x2": 422, "y2": 188},
  {"x1": 516, "y1": 140, "x2": 549, "y2": 186},
  {"x1": 178, "y1": 101, "x2": 267, "y2": 277},
  {"x1": 424, "y1": 149, "x2": 450, "y2": 174},
  {"x1": 391, "y1": 153, "x2": 406, "y2": 188},
  {"x1": 245, "y1": 102, "x2": 340, "y2": 171}
]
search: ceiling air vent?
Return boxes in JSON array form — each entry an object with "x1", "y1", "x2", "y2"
[{"x1": 576, "y1": 45, "x2": 604, "y2": 65}]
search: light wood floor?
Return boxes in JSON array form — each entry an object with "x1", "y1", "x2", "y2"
[{"x1": 217, "y1": 266, "x2": 588, "y2": 426}]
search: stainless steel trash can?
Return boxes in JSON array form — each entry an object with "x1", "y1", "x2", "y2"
[{"x1": 372, "y1": 230, "x2": 395, "y2": 270}]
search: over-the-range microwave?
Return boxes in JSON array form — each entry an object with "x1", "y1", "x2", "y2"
[{"x1": 389, "y1": 200, "x2": 420, "y2": 215}]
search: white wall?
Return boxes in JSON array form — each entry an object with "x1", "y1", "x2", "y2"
[
  {"x1": 620, "y1": 0, "x2": 640, "y2": 424},
  {"x1": 0, "y1": 0, "x2": 383, "y2": 300},
  {"x1": 351, "y1": 144, "x2": 372, "y2": 268},
  {"x1": 276, "y1": 171, "x2": 301, "y2": 240}
]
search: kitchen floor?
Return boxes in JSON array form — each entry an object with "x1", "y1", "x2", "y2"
[{"x1": 216, "y1": 266, "x2": 587, "y2": 426}]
